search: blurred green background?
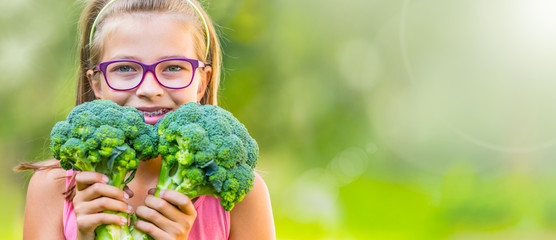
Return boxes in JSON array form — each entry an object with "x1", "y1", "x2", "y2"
[{"x1": 3, "y1": 0, "x2": 556, "y2": 239}]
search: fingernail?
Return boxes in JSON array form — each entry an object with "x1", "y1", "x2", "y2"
[
  {"x1": 121, "y1": 217, "x2": 127, "y2": 224},
  {"x1": 124, "y1": 192, "x2": 129, "y2": 200},
  {"x1": 128, "y1": 205, "x2": 133, "y2": 213},
  {"x1": 159, "y1": 190, "x2": 165, "y2": 198},
  {"x1": 102, "y1": 175, "x2": 109, "y2": 183}
]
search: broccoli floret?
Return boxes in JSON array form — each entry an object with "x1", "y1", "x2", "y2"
[
  {"x1": 155, "y1": 102, "x2": 259, "y2": 211},
  {"x1": 50, "y1": 99, "x2": 158, "y2": 240}
]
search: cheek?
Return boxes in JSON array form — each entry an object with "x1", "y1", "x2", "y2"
[
  {"x1": 100, "y1": 83, "x2": 129, "y2": 104},
  {"x1": 171, "y1": 85, "x2": 200, "y2": 105},
  {"x1": 176, "y1": 90, "x2": 198, "y2": 104}
]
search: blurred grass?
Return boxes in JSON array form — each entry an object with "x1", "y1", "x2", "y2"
[{"x1": 4, "y1": 0, "x2": 556, "y2": 239}]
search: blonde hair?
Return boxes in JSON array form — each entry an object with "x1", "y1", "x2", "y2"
[
  {"x1": 76, "y1": 0, "x2": 222, "y2": 105},
  {"x1": 16, "y1": 0, "x2": 222, "y2": 174}
]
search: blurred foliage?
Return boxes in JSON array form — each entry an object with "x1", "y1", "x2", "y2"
[{"x1": 4, "y1": 0, "x2": 556, "y2": 239}]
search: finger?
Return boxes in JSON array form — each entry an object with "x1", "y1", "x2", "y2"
[
  {"x1": 135, "y1": 204, "x2": 177, "y2": 233},
  {"x1": 144, "y1": 194, "x2": 183, "y2": 222},
  {"x1": 74, "y1": 182, "x2": 129, "y2": 204},
  {"x1": 74, "y1": 197, "x2": 132, "y2": 216},
  {"x1": 133, "y1": 219, "x2": 170, "y2": 240},
  {"x1": 75, "y1": 171, "x2": 109, "y2": 191},
  {"x1": 159, "y1": 190, "x2": 197, "y2": 217},
  {"x1": 76, "y1": 212, "x2": 128, "y2": 232}
]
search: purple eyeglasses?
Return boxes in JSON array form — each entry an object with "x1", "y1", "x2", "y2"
[{"x1": 93, "y1": 58, "x2": 206, "y2": 91}]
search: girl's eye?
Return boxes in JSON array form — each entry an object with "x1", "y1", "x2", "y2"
[
  {"x1": 166, "y1": 65, "x2": 182, "y2": 72},
  {"x1": 116, "y1": 65, "x2": 134, "y2": 72},
  {"x1": 109, "y1": 64, "x2": 137, "y2": 73}
]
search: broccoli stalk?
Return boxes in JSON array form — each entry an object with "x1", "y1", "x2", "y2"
[
  {"x1": 50, "y1": 100, "x2": 158, "y2": 240},
  {"x1": 130, "y1": 102, "x2": 259, "y2": 239}
]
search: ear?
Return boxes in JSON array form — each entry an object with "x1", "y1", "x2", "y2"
[
  {"x1": 197, "y1": 65, "x2": 212, "y2": 102},
  {"x1": 87, "y1": 69, "x2": 103, "y2": 99}
]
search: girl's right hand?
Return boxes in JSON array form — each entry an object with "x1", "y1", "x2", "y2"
[{"x1": 73, "y1": 171, "x2": 132, "y2": 240}]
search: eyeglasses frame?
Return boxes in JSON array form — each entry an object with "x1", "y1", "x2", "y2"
[{"x1": 93, "y1": 57, "x2": 206, "y2": 91}]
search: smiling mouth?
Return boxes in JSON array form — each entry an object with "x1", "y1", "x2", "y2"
[{"x1": 138, "y1": 108, "x2": 171, "y2": 117}]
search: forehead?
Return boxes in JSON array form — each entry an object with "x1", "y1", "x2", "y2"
[{"x1": 100, "y1": 13, "x2": 197, "y2": 62}]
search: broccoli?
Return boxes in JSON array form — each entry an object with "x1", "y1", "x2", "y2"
[
  {"x1": 50, "y1": 100, "x2": 158, "y2": 240},
  {"x1": 131, "y1": 102, "x2": 258, "y2": 239},
  {"x1": 154, "y1": 102, "x2": 259, "y2": 211}
]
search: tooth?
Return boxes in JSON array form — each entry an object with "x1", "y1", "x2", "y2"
[{"x1": 139, "y1": 109, "x2": 168, "y2": 117}]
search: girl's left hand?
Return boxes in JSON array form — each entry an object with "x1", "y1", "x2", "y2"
[{"x1": 134, "y1": 189, "x2": 197, "y2": 240}]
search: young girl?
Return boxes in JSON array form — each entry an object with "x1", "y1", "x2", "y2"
[{"x1": 19, "y1": 0, "x2": 275, "y2": 239}]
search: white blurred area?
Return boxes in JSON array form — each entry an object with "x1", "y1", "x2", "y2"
[{"x1": 382, "y1": 0, "x2": 556, "y2": 172}]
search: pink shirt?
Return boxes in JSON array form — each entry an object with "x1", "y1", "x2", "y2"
[{"x1": 63, "y1": 170, "x2": 230, "y2": 239}]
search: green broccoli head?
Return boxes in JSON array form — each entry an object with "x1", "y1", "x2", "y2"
[
  {"x1": 156, "y1": 102, "x2": 259, "y2": 211},
  {"x1": 50, "y1": 100, "x2": 158, "y2": 188}
]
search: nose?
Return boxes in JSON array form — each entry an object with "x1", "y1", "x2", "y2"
[{"x1": 135, "y1": 71, "x2": 164, "y2": 99}]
